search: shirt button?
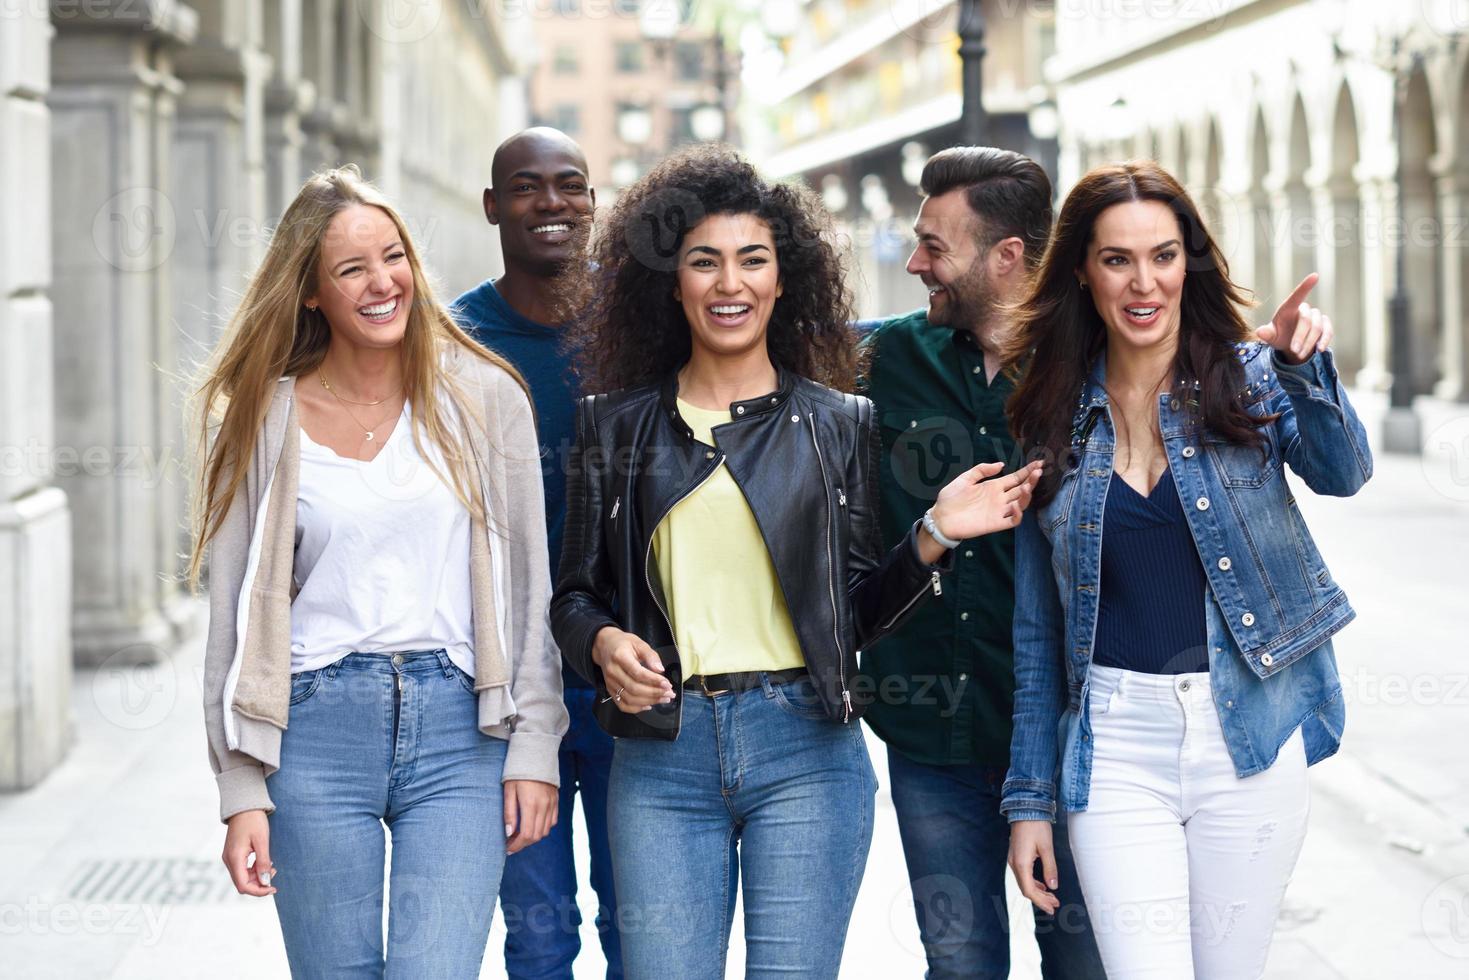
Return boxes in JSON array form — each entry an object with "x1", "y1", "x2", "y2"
[
  {"x1": 909, "y1": 420, "x2": 917, "y2": 428},
  {"x1": 964, "y1": 549, "x2": 973, "y2": 558},
  {"x1": 960, "y1": 612, "x2": 970, "y2": 621},
  {"x1": 979, "y1": 426, "x2": 988, "y2": 435},
  {"x1": 1196, "y1": 496, "x2": 1210, "y2": 511},
  {"x1": 1260, "y1": 652, "x2": 1274, "y2": 667},
  {"x1": 958, "y1": 672, "x2": 969, "y2": 682},
  {"x1": 1182, "y1": 446, "x2": 1196, "y2": 458},
  {"x1": 1225, "y1": 699, "x2": 1234, "y2": 708},
  {"x1": 391, "y1": 654, "x2": 404, "y2": 666},
  {"x1": 705, "y1": 450, "x2": 715, "y2": 459},
  {"x1": 1241, "y1": 612, "x2": 1256, "y2": 627},
  {"x1": 1217, "y1": 556, "x2": 1232, "y2": 571},
  {"x1": 972, "y1": 365, "x2": 981, "y2": 374}
]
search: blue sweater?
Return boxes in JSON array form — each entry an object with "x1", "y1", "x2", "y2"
[{"x1": 451, "y1": 279, "x2": 586, "y2": 688}]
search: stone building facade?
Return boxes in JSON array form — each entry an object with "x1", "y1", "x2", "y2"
[
  {"x1": 1, "y1": 0, "x2": 528, "y2": 790},
  {"x1": 1052, "y1": 0, "x2": 1469, "y2": 405}
]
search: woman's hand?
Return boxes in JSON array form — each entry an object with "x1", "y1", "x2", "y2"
[
  {"x1": 591, "y1": 626, "x2": 675, "y2": 713},
  {"x1": 504, "y1": 780, "x2": 558, "y2": 855},
  {"x1": 923, "y1": 460, "x2": 1043, "y2": 558},
  {"x1": 1258, "y1": 273, "x2": 1334, "y2": 365},
  {"x1": 222, "y1": 808, "x2": 277, "y2": 897},
  {"x1": 1008, "y1": 819, "x2": 1060, "y2": 915}
]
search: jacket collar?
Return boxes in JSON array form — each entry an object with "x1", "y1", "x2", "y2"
[{"x1": 657, "y1": 363, "x2": 797, "y2": 439}]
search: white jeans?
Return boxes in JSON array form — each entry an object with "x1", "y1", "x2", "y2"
[{"x1": 1066, "y1": 665, "x2": 1309, "y2": 980}]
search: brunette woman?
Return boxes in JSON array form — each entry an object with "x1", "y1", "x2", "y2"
[
  {"x1": 1002, "y1": 161, "x2": 1371, "y2": 979},
  {"x1": 551, "y1": 145, "x2": 1042, "y2": 978}
]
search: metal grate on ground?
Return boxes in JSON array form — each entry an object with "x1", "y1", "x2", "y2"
[{"x1": 65, "y1": 858, "x2": 242, "y2": 904}]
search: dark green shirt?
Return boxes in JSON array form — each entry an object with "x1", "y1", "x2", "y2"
[{"x1": 858, "y1": 310, "x2": 1019, "y2": 767}]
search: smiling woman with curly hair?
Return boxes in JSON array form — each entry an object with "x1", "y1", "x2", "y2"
[
  {"x1": 550, "y1": 144, "x2": 1043, "y2": 977},
  {"x1": 561, "y1": 144, "x2": 861, "y2": 392}
]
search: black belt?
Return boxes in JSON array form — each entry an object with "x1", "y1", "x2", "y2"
[{"x1": 683, "y1": 667, "x2": 808, "y2": 693}]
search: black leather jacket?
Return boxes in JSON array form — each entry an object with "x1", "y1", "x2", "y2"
[{"x1": 551, "y1": 367, "x2": 950, "y2": 739}]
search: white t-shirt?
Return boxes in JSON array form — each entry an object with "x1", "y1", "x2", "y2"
[{"x1": 290, "y1": 404, "x2": 476, "y2": 677}]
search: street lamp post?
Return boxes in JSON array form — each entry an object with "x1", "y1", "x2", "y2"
[{"x1": 959, "y1": 0, "x2": 987, "y2": 146}]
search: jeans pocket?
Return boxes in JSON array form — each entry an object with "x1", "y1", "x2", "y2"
[
  {"x1": 772, "y1": 675, "x2": 828, "y2": 720},
  {"x1": 451, "y1": 664, "x2": 478, "y2": 697},
  {"x1": 1088, "y1": 685, "x2": 1120, "y2": 718},
  {"x1": 288, "y1": 668, "x2": 323, "y2": 706}
]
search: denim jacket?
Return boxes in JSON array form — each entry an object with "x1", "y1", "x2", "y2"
[{"x1": 1001, "y1": 342, "x2": 1373, "y2": 822}]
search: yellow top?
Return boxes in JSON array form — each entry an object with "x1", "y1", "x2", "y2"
[{"x1": 651, "y1": 399, "x2": 806, "y2": 679}]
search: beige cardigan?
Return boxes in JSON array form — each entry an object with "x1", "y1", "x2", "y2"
[{"x1": 201, "y1": 349, "x2": 568, "y2": 822}]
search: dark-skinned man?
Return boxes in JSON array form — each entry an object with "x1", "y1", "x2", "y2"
[{"x1": 453, "y1": 127, "x2": 622, "y2": 980}]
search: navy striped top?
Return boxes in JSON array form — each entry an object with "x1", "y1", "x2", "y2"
[{"x1": 1092, "y1": 467, "x2": 1211, "y2": 674}]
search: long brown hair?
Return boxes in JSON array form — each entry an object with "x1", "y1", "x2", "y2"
[
  {"x1": 560, "y1": 143, "x2": 859, "y2": 393},
  {"x1": 188, "y1": 165, "x2": 525, "y2": 586},
  {"x1": 1004, "y1": 161, "x2": 1269, "y2": 507}
]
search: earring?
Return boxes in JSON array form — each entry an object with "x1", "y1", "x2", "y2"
[{"x1": 1079, "y1": 282, "x2": 1088, "y2": 291}]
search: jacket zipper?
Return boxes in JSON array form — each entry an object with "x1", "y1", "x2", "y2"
[
  {"x1": 879, "y1": 569, "x2": 944, "y2": 632},
  {"x1": 807, "y1": 412, "x2": 851, "y2": 722},
  {"x1": 609, "y1": 496, "x2": 620, "y2": 521},
  {"x1": 642, "y1": 458, "x2": 723, "y2": 729}
]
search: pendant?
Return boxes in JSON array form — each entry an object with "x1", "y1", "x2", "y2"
[{"x1": 365, "y1": 431, "x2": 375, "y2": 441}]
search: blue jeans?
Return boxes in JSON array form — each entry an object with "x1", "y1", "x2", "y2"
[
  {"x1": 887, "y1": 751, "x2": 1105, "y2": 980},
  {"x1": 500, "y1": 686, "x2": 623, "y2": 979},
  {"x1": 607, "y1": 673, "x2": 877, "y2": 980},
  {"x1": 266, "y1": 650, "x2": 508, "y2": 979}
]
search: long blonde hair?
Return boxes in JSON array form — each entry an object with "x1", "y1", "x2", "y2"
[{"x1": 188, "y1": 165, "x2": 525, "y2": 587}]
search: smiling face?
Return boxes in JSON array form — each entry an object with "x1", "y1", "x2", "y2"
[
  {"x1": 1079, "y1": 199, "x2": 1187, "y2": 357},
  {"x1": 306, "y1": 204, "x2": 414, "y2": 350},
  {"x1": 673, "y1": 213, "x2": 784, "y2": 363},
  {"x1": 487, "y1": 132, "x2": 594, "y2": 276},
  {"x1": 907, "y1": 189, "x2": 993, "y2": 329}
]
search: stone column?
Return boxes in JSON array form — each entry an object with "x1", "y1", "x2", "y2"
[
  {"x1": 49, "y1": 0, "x2": 199, "y2": 665},
  {"x1": 1433, "y1": 162, "x2": 1469, "y2": 401},
  {"x1": 170, "y1": 2, "x2": 271, "y2": 612},
  {"x1": 1311, "y1": 172, "x2": 1367, "y2": 379},
  {"x1": 1353, "y1": 174, "x2": 1393, "y2": 391},
  {"x1": 263, "y1": 0, "x2": 308, "y2": 216},
  {"x1": 0, "y1": 0, "x2": 72, "y2": 789},
  {"x1": 298, "y1": 0, "x2": 340, "y2": 175}
]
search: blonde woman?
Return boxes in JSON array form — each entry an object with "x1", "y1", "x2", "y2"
[{"x1": 192, "y1": 166, "x2": 568, "y2": 977}]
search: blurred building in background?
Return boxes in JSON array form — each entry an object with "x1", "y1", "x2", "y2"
[
  {"x1": 741, "y1": 0, "x2": 1060, "y2": 317},
  {"x1": 1051, "y1": 0, "x2": 1469, "y2": 406},
  {"x1": 524, "y1": 0, "x2": 737, "y2": 194},
  {"x1": 1, "y1": 0, "x2": 529, "y2": 790}
]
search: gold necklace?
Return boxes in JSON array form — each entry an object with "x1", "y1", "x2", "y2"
[
  {"x1": 319, "y1": 375, "x2": 401, "y2": 443},
  {"x1": 319, "y1": 370, "x2": 399, "y2": 407}
]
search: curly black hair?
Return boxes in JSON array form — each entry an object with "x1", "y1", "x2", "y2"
[{"x1": 560, "y1": 143, "x2": 860, "y2": 394}]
